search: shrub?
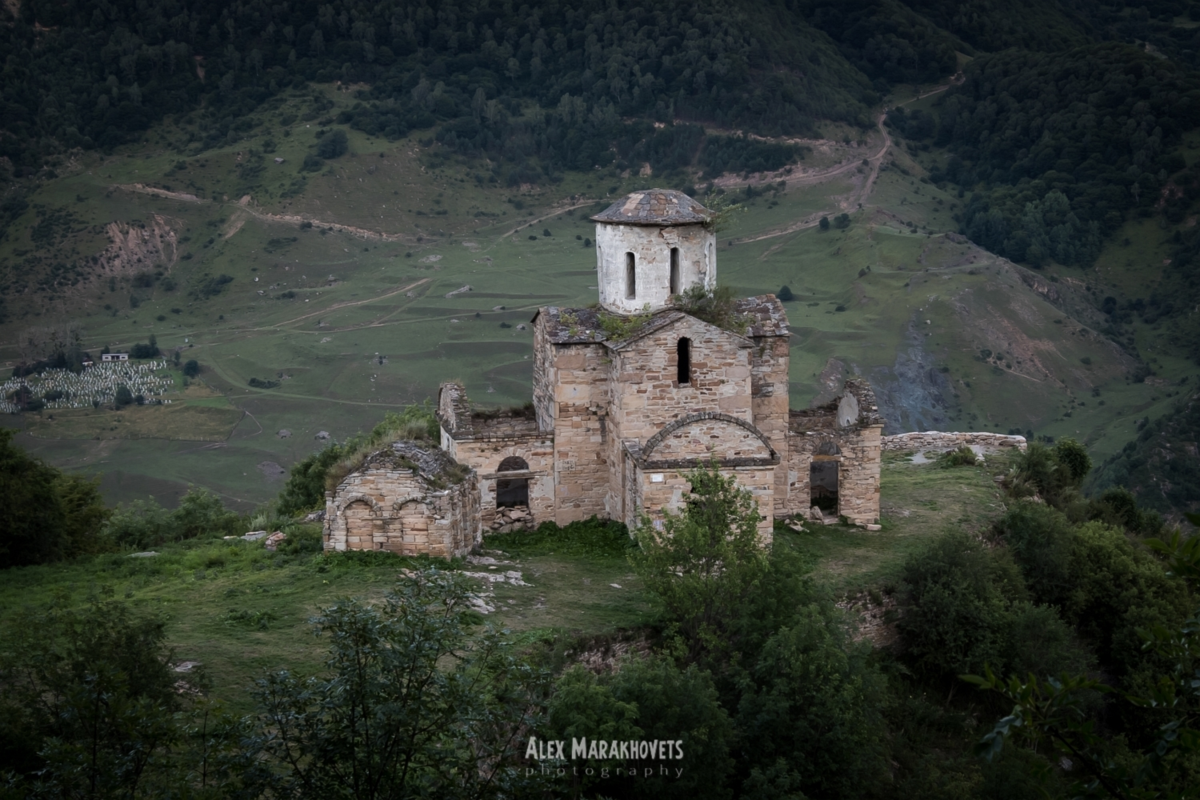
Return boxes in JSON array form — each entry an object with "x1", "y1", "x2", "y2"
[
  {"x1": 631, "y1": 462, "x2": 811, "y2": 675},
  {"x1": 1004, "y1": 601, "x2": 1095, "y2": 679},
  {"x1": 0, "y1": 598, "x2": 182, "y2": 794},
  {"x1": 241, "y1": 570, "x2": 546, "y2": 799},
  {"x1": 737, "y1": 604, "x2": 888, "y2": 800},
  {"x1": 548, "y1": 656, "x2": 735, "y2": 799},
  {"x1": 315, "y1": 128, "x2": 348, "y2": 159},
  {"x1": 897, "y1": 531, "x2": 1026, "y2": 681},
  {"x1": 182, "y1": 359, "x2": 200, "y2": 377},
  {"x1": 776, "y1": 285, "x2": 795, "y2": 301},
  {"x1": 0, "y1": 429, "x2": 68, "y2": 567},
  {"x1": 101, "y1": 488, "x2": 240, "y2": 549},
  {"x1": 937, "y1": 444, "x2": 979, "y2": 468},
  {"x1": 1063, "y1": 521, "x2": 1192, "y2": 680},
  {"x1": 993, "y1": 502, "x2": 1075, "y2": 607},
  {"x1": 671, "y1": 285, "x2": 748, "y2": 334}
]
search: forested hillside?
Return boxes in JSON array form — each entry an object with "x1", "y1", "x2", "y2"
[{"x1": 892, "y1": 44, "x2": 1200, "y2": 266}]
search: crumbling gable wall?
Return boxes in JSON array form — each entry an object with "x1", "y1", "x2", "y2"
[{"x1": 786, "y1": 379, "x2": 883, "y2": 525}]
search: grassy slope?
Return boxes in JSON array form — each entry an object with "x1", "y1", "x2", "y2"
[
  {"x1": 0, "y1": 454, "x2": 1005, "y2": 715},
  {"x1": 0, "y1": 82, "x2": 1185, "y2": 507}
]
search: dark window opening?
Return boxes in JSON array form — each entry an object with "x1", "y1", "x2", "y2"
[
  {"x1": 677, "y1": 337, "x2": 691, "y2": 385},
  {"x1": 496, "y1": 455, "x2": 530, "y2": 508},
  {"x1": 669, "y1": 247, "x2": 680, "y2": 295},
  {"x1": 810, "y1": 455, "x2": 839, "y2": 516},
  {"x1": 625, "y1": 252, "x2": 636, "y2": 299}
]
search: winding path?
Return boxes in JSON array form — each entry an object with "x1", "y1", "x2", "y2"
[{"x1": 732, "y1": 78, "x2": 959, "y2": 246}]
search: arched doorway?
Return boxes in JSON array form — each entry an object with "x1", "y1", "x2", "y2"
[
  {"x1": 496, "y1": 456, "x2": 530, "y2": 508},
  {"x1": 810, "y1": 440, "x2": 840, "y2": 515},
  {"x1": 343, "y1": 500, "x2": 381, "y2": 550}
]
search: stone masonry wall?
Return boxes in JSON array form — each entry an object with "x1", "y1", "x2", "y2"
[
  {"x1": 785, "y1": 425, "x2": 883, "y2": 525},
  {"x1": 749, "y1": 334, "x2": 791, "y2": 516},
  {"x1": 550, "y1": 340, "x2": 611, "y2": 524},
  {"x1": 323, "y1": 469, "x2": 479, "y2": 558},
  {"x1": 609, "y1": 316, "x2": 754, "y2": 441},
  {"x1": 882, "y1": 431, "x2": 1028, "y2": 451},
  {"x1": 532, "y1": 314, "x2": 556, "y2": 432},
  {"x1": 595, "y1": 222, "x2": 715, "y2": 314},
  {"x1": 648, "y1": 416, "x2": 774, "y2": 463},
  {"x1": 605, "y1": 316, "x2": 755, "y2": 518},
  {"x1": 634, "y1": 464, "x2": 776, "y2": 539},
  {"x1": 449, "y1": 434, "x2": 554, "y2": 530}
]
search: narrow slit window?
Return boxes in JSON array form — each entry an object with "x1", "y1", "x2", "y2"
[
  {"x1": 677, "y1": 337, "x2": 691, "y2": 385},
  {"x1": 625, "y1": 253, "x2": 636, "y2": 299},
  {"x1": 669, "y1": 247, "x2": 680, "y2": 295}
]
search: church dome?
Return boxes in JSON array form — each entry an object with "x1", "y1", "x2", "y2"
[{"x1": 591, "y1": 189, "x2": 713, "y2": 226}]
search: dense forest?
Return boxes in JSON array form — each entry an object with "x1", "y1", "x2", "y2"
[
  {"x1": 3, "y1": 0, "x2": 1198, "y2": 180},
  {"x1": 888, "y1": 44, "x2": 1200, "y2": 268}
]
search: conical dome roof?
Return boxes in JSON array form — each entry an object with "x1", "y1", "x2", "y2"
[{"x1": 591, "y1": 189, "x2": 712, "y2": 226}]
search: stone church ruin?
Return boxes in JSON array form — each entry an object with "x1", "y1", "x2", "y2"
[{"x1": 325, "y1": 190, "x2": 884, "y2": 554}]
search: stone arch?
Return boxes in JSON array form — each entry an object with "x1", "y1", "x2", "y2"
[
  {"x1": 336, "y1": 493, "x2": 382, "y2": 515},
  {"x1": 641, "y1": 412, "x2": 775, "y2": 462},
  {"x1": 496, "y1": 455, "x2": 530, "y2": 508},
  {"x1": 342, "y1": 498, "x2": 381, "y2": 551}
]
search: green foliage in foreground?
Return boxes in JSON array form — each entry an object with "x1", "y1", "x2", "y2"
[
  {"x1": 0, "y1": 596, "x2": 187, "y2": 798},
  {"x1": 242, "y1": 570, "x2": 547, "y2": 800},
  {"x1": 0, "y1": 428, "x2": 110, "y2": 568}
]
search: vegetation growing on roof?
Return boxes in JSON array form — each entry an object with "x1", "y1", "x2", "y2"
[{"x1": 673, "y1": 285, "x2": 751, "y2": 335}]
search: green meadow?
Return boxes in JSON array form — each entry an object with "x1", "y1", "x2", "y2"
[{"x1": 0, "y1": 83, "x2": 1187, "y2": 508}]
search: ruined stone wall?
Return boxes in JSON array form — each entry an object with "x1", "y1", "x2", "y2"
[
  {"x1": 595, "y1": 223, "x2": 715, "y2": 314},
  {"x1": 449, "y1": 433, "x2": 555, "y2": 530},
  {"x1": 633, "y1": 464, "x2": 776, "y2": 539},
  {"x1": 749, "y1": 334, "x2": 791, "y2": 515},
  {"x1": 785, "y1": 425, "x2": 883, "y2": 525},
  {"x1": 882, "y1": 431, "x2": 1028, "y2": 452},
  {"x1": 551, "y1": 341, "x2": 610, "y2": 524},
  {"x1": 532, "y1": 315, "x2": 556, "y2": 432},
  {"x1": 323, "y1": 469, "x2": 479, "y2": 558}
]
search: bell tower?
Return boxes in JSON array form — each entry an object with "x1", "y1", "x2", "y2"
[{"x1": 591, "y1": 189, "x2": 716, "y2": 315}]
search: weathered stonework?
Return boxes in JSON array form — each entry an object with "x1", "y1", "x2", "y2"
[
  {"x1": 328, "y1": 190, "x2": 892, "y2": 554},
  {"x1": 323, "y1": 441, "x2": 479, "y2": 557}
]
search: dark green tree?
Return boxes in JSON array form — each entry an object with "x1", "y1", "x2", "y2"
[
  {"x1": 0, "y1": 597, "x2": 183, "y2": 796},
  {"x1": 242, "y1": 570, "x2": 547, "y2": 800},
  {"x1": 0, "y1": 428, "x2": 67, "y2": 568}
]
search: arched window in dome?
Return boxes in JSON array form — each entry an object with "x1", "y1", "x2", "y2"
[{"x1": 625, "y1": 252, "x2": 636, "y2": 299}]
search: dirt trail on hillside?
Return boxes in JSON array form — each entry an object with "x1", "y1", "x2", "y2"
[
  {"x1": 499, "y1": 199, "x2": 601, "y2": 239},
  {"x1": 732, "y1": 79, "x2": 959, "y2": 246},
  {"x1": 116, "y1": 184, "x2": 207, "y2": 203}
]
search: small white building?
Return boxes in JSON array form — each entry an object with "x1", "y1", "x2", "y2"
[{"x1": 101, "y1": 353, "x2": 129, "y2": 362}]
